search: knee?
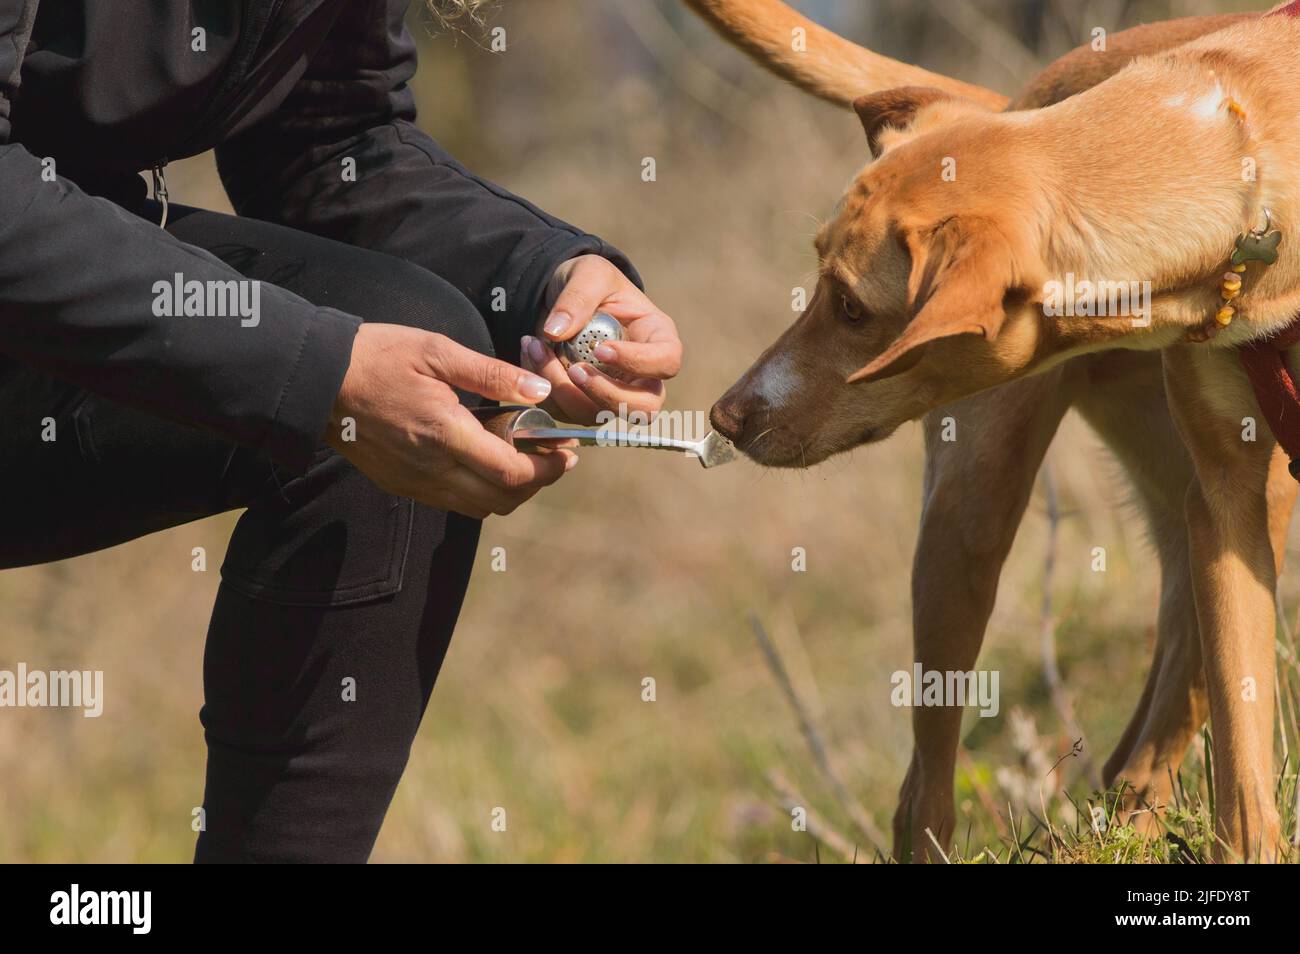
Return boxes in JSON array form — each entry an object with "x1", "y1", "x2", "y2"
[{"x1": 374, "y1": 260, "x2": 494, "y2": 359}]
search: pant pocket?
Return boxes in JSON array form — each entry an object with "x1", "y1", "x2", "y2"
[{"x1": 219, "y1": 450, "x2": 415, "y2": 607}]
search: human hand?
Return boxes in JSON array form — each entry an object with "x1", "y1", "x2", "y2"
[
  {"x1": 520, "y1": 254, "x2": 683, "y2": 424},
  {"x1": 328, "y1": 323, "x2": 576, "y2": 518}
]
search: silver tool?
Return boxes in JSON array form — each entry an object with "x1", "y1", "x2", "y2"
[{"x1": 473, "y1": 406, "x2": 737, "y2": 469}]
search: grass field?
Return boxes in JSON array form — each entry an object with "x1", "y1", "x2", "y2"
[{"x1": 3, "y1": 0, "x2": 1296, "y2": 863}]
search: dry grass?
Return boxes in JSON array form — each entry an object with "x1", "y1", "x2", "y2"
[{"x1": 2, "y1": 0, "x2": 1296, "y2": 863}]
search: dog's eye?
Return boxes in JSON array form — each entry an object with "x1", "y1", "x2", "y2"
[{"x1": 840, "y1": 293, "x2": 866, "y2": 324}]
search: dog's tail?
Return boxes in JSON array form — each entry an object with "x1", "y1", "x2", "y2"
[{"x1": 683, "y1": 0, "x2": 1009, "y2": 109}]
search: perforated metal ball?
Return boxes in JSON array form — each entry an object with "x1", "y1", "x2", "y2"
[{"x1": 558, "y1": 312, "x2": 625, "y2": 377}]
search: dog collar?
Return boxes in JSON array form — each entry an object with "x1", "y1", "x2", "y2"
[
  {"x1": 1188, "y1": 2, "x2": 1300, "y2": 341},
  {"x1": 1185, "y1": 97, "x2": 1281, "y2": 343},
  {"x1": 1187, "y1": 212, "x2": 1279, "y2": 343}
]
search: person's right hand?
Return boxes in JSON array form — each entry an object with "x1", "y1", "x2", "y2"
[{"x1": 326, "y1": 323, "x2": 576, "y2": 519}]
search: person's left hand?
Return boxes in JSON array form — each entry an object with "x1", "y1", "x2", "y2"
[{"x1": 520, "y1": 254, "x2": 682, "y2": 424}]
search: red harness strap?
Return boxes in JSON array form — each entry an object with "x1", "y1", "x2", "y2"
[
  {"x1": 1237, "y1": 1, "x2": 1300, "y2": 476},
  {"x1": 1240, "y1": 324, "x2": 1300, "y2": 477}
]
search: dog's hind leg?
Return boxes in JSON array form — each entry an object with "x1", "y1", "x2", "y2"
[
  {"x1": 1161, "y1": 345, "x2": 1283, "y2": 861},
  {"x1": 1081, "y1": 373, "x2": 1296, "y2": 842},
  {"x1": 897, "y1": 366, "x2": 1072, "y2": 862},
  {"x1": 1072, "y1": 352, "x2": 1207, "y2": 833}
]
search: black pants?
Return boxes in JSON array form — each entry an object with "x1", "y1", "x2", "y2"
[{"x1": 0, "y1": 202, "x2": 490, "y2": 862}]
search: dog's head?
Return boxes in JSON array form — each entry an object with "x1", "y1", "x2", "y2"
[{"x1": 712, "y1": 88, "x2": 1064, "y2": 467}]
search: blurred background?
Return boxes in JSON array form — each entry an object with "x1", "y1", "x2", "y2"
[{"x1": 1, "y1": 0, "x2": 1290, "y2": 863}]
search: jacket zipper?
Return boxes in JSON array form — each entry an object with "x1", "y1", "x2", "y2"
[{"x1": 150, "y1": 158, "x2": 169, "y2": 228}]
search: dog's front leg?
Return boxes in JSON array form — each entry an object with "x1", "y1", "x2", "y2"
[
  {"x1": 898, "y1": 368, "x2": 1072, "y2": 861},
  {"x1": 1163, "y1": 345, "x2": 1282, "y2": 861}
]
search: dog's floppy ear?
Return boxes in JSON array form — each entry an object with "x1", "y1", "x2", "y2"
[
  {"x1": 848, "y1": 218, "x2": 1024, "y2": 384},
  {"x1": 853, "y1": 86, "x2": 958, "y2": 156}
]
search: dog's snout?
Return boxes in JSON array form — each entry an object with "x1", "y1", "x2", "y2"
[{"x1": 710, "y1": 394, "x2": 748, "y2": 443}]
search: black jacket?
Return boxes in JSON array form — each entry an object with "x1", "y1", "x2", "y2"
[{"x1": 0, "y1": 0, "x2": 637, "y2": 472}]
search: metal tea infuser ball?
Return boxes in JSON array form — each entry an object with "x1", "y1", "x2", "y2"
[{"x1": 557, "y1": 312, "x2": 624, "y2": 377}]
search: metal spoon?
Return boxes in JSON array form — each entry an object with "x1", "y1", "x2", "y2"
[{"x1": 472, "y1": 406, "x2": 737, "y2": 469}]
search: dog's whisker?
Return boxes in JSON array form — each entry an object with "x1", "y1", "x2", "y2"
[
  {"x1": 777, "y1": 208, "x2": 826, "y2": 235},
  {"x1": 744, "y1": 425, "x2": 778, "y2": 451}
]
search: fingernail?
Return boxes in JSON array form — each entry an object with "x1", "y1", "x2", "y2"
[
  {"x1": 527, "y1": 336, "x2": 548, "y2": 365},
  {"x1": 519, "y1": 336, "x2": 535, "y2": 368},
  {"x1": 543, "y1": 312, "x2": 571, "y2": 337},
  {"x1": 568, "y1": 363, "x2": 589, "y2": 385},
  {"x1": 520, "y1": 374, "x2": 552, "y2": 401},
  {"x1": 565, "y1": 454, "x2": 579, "y2": 471},
  {"x1": 593, "y1": 343, "x2": 617, "y2": 362}
]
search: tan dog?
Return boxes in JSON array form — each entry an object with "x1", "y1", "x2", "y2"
[{"x1": 693, "y1": 0, "x2": 1300, "y2": 861}]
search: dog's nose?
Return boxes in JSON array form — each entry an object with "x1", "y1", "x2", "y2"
[{"x1": 710, "y1": 394, "x2": 748, "y2": 443}]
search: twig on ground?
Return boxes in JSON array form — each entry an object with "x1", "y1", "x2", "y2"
[
  {"x1": 750, "y1": 614, "x2": 888, "y2": 852},
  {"x1": 1039, "y1": 461, "x2": 1100, "y2": 789},
  {"x1": 766, "y1": 770, "x2": 861, "y2": 863}
]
